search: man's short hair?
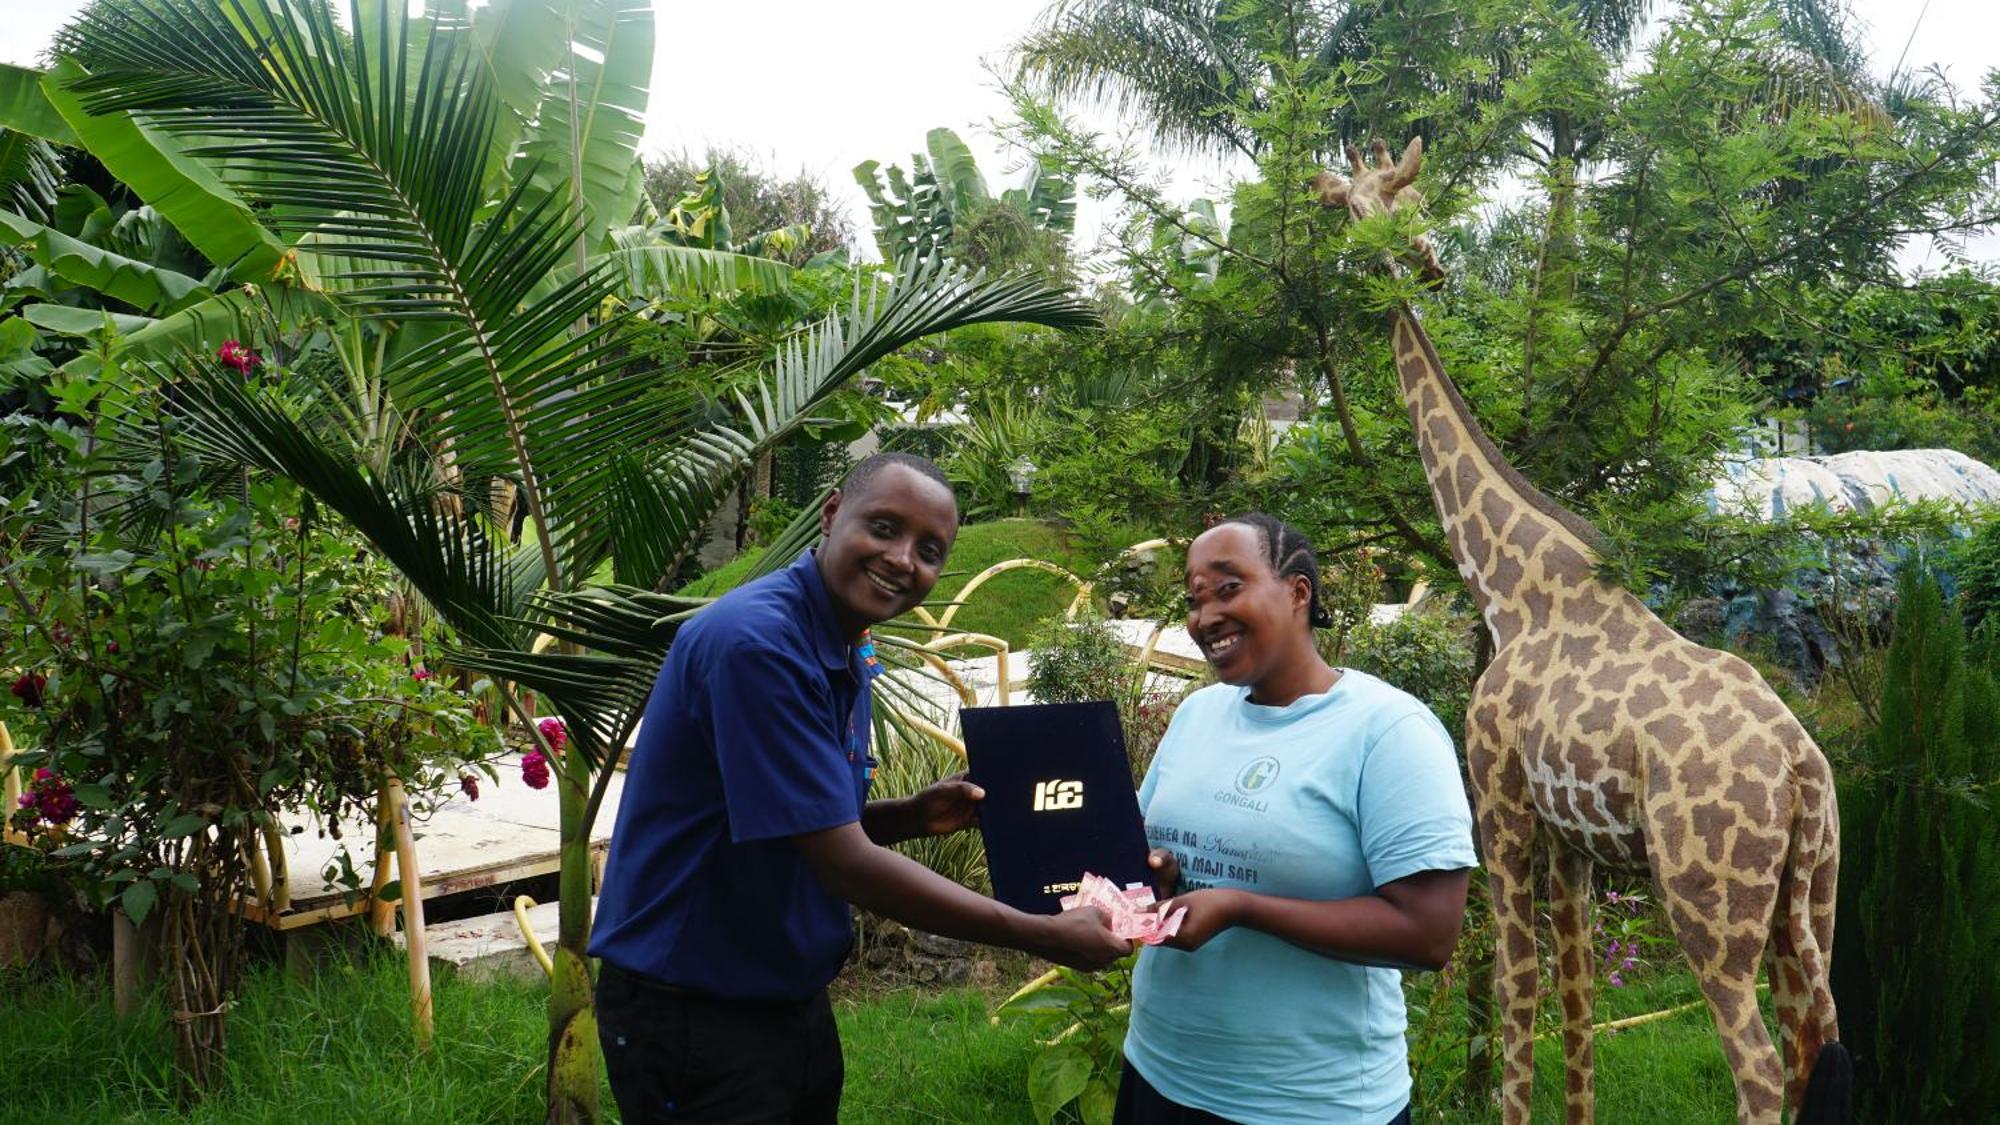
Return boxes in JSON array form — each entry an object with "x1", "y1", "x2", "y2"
[{"x1": 838, "y1": 452, "x2": 956, "y2": 509}]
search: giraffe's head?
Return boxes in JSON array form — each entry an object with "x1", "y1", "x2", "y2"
[{"x1": 1311, "y1": 136, "x2": 1445, "y2": 282}]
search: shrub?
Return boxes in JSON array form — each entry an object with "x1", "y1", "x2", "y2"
[
  {"x1": 1831, "y1": 569, "x2": 2000, "y2": 1120},
  {"x1": 1025, "y1": 612, "x2": 1185, "y2": 784},
  {"x1": 1025, "y1": 613, "x2": 1132, "y2": 706},
  {"x1": 1, "y1": 354, "x2": 496, "y2": 1096},
  {"x1": 1339, "y1": 605, "x2": 1477, "y2": 740},
  {"x1": 1948, "y1": 509, "x2": 2000, "y2": 629}
]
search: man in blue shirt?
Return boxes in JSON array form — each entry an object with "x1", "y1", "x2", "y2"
[{"x1": 591, "y1": 452, "x2": 1127, "y2": 1123}]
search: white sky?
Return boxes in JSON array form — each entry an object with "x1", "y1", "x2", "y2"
[{"x1": 1, "y1": 0, "x2": 1994, "y2": 269}]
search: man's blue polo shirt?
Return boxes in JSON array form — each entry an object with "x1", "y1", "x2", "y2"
[{"x1": 588, "y1": 549, "x2": 874, "y2": 999}]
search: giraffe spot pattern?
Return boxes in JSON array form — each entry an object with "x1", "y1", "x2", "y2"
[{"x1": 1384, "y1": 306, "x2": 1838, "y2": 1124}]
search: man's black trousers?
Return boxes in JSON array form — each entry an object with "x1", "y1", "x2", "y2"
[{"x1": 597, "y1": 962, "x2": 843, "y2": 1124}]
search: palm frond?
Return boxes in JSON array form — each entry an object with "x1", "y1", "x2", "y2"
[
  {"x1": 449, "y1": 583, "x2": 709, "y2": 764},
  {"x1": 587, "y1": 226, "x2": 795, "y2": 298},
  {"x1": 62, "y1": 0, "x2": 649, "y2": 595},
  {"x1": 163, "y1": 359, "x2": 526, "y2": 651},
  {"x1": 574, "y1": 259, "x2": 1099, "y2": 590},
  {"x1": 1014, "y1": 0, "x2": 1264, "y2": 157}
]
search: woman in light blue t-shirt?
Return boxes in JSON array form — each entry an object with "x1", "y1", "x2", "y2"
[{"x1": 1118, "y1": 513, "x2": 1479, "y2": 1125}]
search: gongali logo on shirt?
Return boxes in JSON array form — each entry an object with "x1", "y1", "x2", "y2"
[
  {"x1": 1215, "y1": 756, "x2": 1281, "y2": 813},
  {"x1": 1235, "y1": 757, "x2": 1280, "y2": 794},
  {"x1": 1032, "y1": 779, "x2": 1084, "y2": 811}
]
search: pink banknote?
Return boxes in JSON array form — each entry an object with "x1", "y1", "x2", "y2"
[{"x1": 1058, "y1": 871, "x2": 1186, "y2": 945}]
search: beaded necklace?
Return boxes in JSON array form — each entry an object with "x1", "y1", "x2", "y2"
[{"x1": 848, "y1": 629, "x2": 885, "y2": 781}]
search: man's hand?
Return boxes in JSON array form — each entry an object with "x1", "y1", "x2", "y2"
[
  {"x1": 1154, "y1": 888, "x2": 1245, "y2": 953},
  {"x1": 905, "y1": 772, "x2": 984, "y2": 837},
  {"x1": 1032, "y1": 906, "x2": 1132, "y2": 971},
  {"x1": 863, "y1": 773, "x2": 984, "y2": 845},
  {"x1": 1146, "y1": 847, "x2": 1181, "y2": 902}
]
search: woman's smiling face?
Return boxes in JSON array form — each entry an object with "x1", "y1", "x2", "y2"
[{"x1": 1184, "y1": 522, "x2": 1309, "y2": 690}]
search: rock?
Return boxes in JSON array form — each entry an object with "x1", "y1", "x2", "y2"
[
  {"x1": 969, "y1": 959, "x2": 1000, "y2": 989},
  {"x1": 0, "y1": 891, "x2": 50, "y2": 966}
]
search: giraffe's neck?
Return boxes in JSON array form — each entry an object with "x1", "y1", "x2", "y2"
[{"x1": 1390, "y1": 307, "x2": 1603, "y2": 646}]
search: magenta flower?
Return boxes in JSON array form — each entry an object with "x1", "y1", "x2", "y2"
[
  {"x1": 10, "y1": 672, "x2": 46, "y2": 709},
  {"x1": 21, "y1": 768, "x2": 78, "y2": 826},
  {"x1": 217, "y1": 339, "x2": 261, "y2": 375},
  {"x1": 537, "y1": 717, "x2": 567, "y2": 754},
  {"x1": 460, "y1": 774, "x2": 480, "y2": 801},
  {"x1": 521, "y1": 751, "x2": 551, "y2": 790},
  {"x1": 411, "y1": 667, "x2": 434, "y2": 683}
]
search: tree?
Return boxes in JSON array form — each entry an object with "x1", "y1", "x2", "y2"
[
  {"x1": 11, "y1": 3, "x2": 1100, "y2": 1122},
  {"x1": 641, "y1": 146, "x2": 853, "y2": 264},
  {"x1": 1008, "y1": 0, "x2": 2000, "y2": 590},
  {"x1": 855, "y1": 126, "x2": 1078, "y2": 277},
  {"x1": 1832, "y1": 569, "x2": 2000, "y2": 1119}
]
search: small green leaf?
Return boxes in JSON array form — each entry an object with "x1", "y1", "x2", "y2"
[
  {"x1": 171, "y1": 872, "x2": 198, "y2": 894},
  {"x1": 121, "y1": 880, "x2": 157, "y2": 925},
  {"x1": 376, "y1": 879, "x2": 401, "y2": 904},
  {"x1": 161, "y1": 812, "x2": 207, "y2": 838},
  {"x1": 73, "y1": 783, "x2": 113, "y2": 809},
  {"x1": 1027, "y1": 1044, "x2": 1092, "y2": 1124},
  {"x1": 74, "y1": 549, "x2": 136, "y2": 576},
  {"x1": 1079, "y1": 1078, "x2": 1117, "y2": 1125}
]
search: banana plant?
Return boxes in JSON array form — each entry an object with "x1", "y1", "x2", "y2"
[
  {"x1": 35, "y1": 3, "x2": 1098, "y2": 1122},
  {"x1": 855, "y1": 125, "x2": 1076, "y2": 270}
]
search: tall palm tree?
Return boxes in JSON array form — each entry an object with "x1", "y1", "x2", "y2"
[{"x1": 36, "y1": 2, "x2": 1098, "y2": 1121}]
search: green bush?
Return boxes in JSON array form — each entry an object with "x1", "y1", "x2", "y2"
[
  {"x1": 1948, "y1": 509, "x2": 2000, "y2": 629},
  {"x1": 1339, "y1": 606, "x2": 1477, "y2": 740},
  {"x1": 1025, "y1": 612, "x2": 1189, "y2": 785},
  {"x1": 1025, "y1": 613, "x2": 1132, "y2": 706},
  {"x1": 1831, "y1": 570, "x2": 2000, "y2": 1120}
]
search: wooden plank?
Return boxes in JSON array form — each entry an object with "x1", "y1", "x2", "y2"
[
  {"x1": 250, "y1": 753, "x2": 625, "y2": 931},
  {"x1": 392, "y1": 897, "x2": 596, "y2": 985}
]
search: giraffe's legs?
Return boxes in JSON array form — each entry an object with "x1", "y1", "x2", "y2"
[
  {"x1": 1550, "y1": 846, "x2": 1596, "y2": 1124},
  {"x1": 1467, "y1": 712, "x2": 1539, "y2": 1125},
  {"x1": 1647, "y1": 798, "x2": 1787, "y2": 1124}
]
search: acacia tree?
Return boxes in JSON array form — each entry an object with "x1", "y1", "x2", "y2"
[
  {"x1": 12, "y1": 3, "x2": 1099, "y2": 1122},
  {"x1": 1011, "y1": 0, "x2": 2000, "y2": 583}
]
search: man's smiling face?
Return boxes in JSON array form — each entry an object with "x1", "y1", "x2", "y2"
[{"x1": 816, "y1": 464, "x2": 958, "y2": 637}]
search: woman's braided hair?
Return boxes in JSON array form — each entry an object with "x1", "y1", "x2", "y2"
[{"x1": 1214, "y1": 512, "x2": 1335, "y2": 629}]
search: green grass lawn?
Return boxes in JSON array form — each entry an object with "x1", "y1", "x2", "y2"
[
  {"x1": 682, "y1": 518, "x2": 1108, "y2": 652},
  {"x1": 0, "y1": 946, "x2": 1743, "y2": 1124}
]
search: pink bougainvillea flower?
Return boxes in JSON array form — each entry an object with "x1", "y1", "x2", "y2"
[
  {"x1": 460, "y1": 774, "x2": 480, "y2": 801},
  {"x1": 217, "y1": 339, "x2": 261, "y2": 375},
  {"x1": 537, "y1": 717, "x2": 567, "y2": 755},
  {"x1": 10, "y1": 672, "x2": 46, "y2": 709},
  {"x1": 521, "y1": 750, "x2": 551, "y2": 790},
  {"x1": 411, "y1": 667, "x2": 434, "y2": 682}
]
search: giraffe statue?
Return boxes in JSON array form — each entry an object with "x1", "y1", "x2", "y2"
[{"x1": 1312, "y1": 139, "x2": 1848, "y2": 1125}]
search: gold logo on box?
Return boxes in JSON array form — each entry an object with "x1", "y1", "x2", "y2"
[{"x1": 1031, "y1": 779, "x2": 1083, "y2": 811}]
